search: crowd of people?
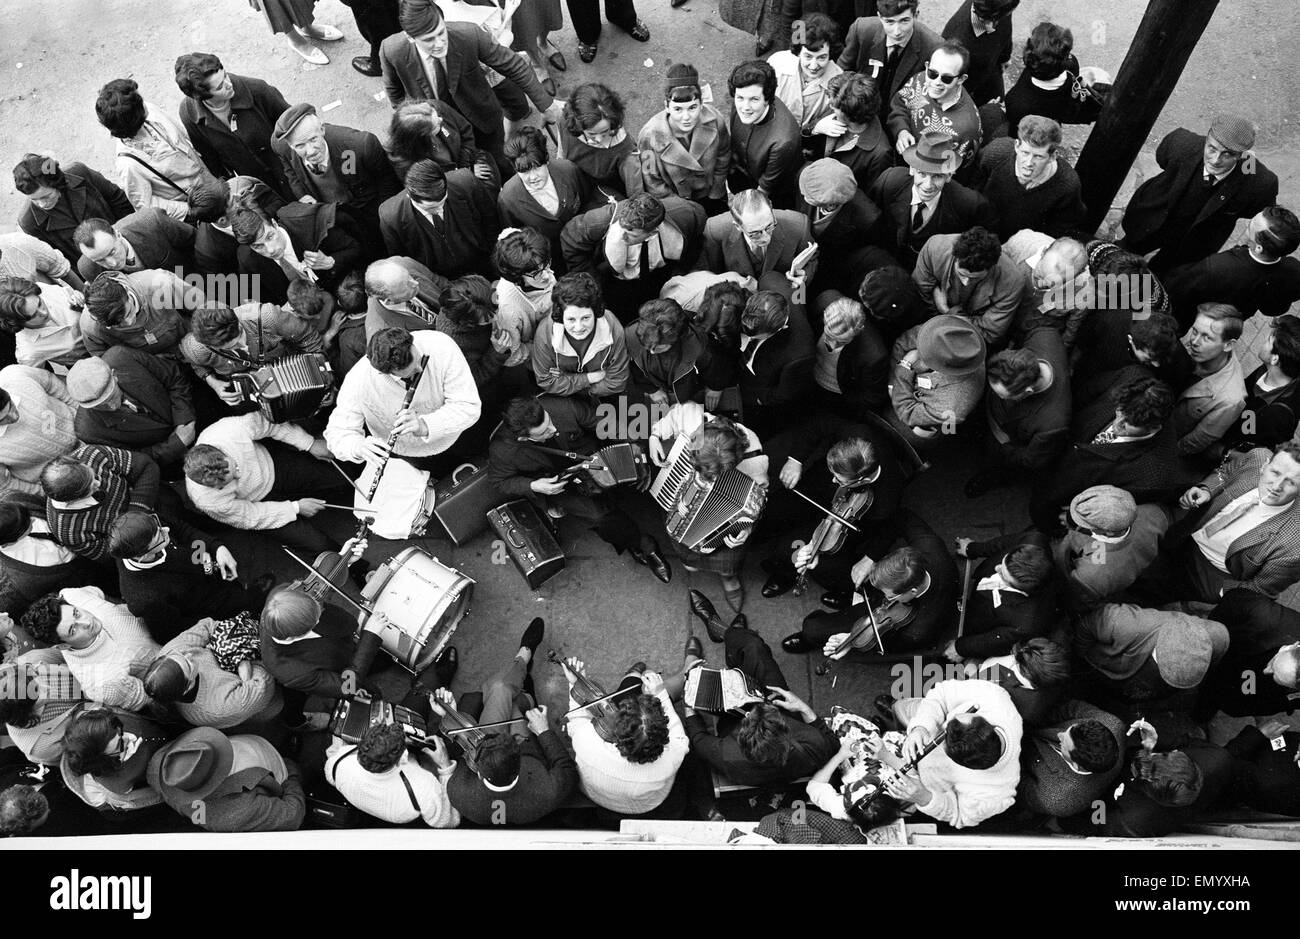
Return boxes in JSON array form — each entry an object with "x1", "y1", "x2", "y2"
[{"x1": 0, "y1": 0, "x2": 1298, "y2": 843}]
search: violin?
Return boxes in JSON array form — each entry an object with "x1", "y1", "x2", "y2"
[
  {"x1": 792, "y1": 480, "x2": 875, "y2": 597},
  {"x1": 549, "y1": 652, "x2": 633, "y2": 744},
  {"x1": 428, "y1": 699, "x2": 527, "y2": 773},
  {"x1": 815, "y1": 589, "x2": 920, "y2": 675}
]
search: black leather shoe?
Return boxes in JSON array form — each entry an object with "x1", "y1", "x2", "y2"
[
  {"x1": 519, "y1": 617, "x2": 545, "y2": 666},
  {"x1": 684, "y1": 636, "x2": 704, "y2": 661},
  {"x1": 762, "y1": 566, "x2": 798, "y2": 598},
  {"x1": 782, "y1": 632, "x2": 812, "y2": 654},
  {"x1": 629, "y1": 542, "x2": 672, "y2": 583},
  {"x1": 628, "y1": 19, "x2": 651, "y2": 41},
  {"x1": 578, "y1": 41, "x2": 597, "y2": 63},
  {"x1": 434, "y1": 646, "x2": 459, "y2": 689},
  {"x1": 688, "y1": 589, "x2": 728, "y2": 643},
  {"x1": 351, "y1": 55, "x2": 382, "y2": 77},
  {"x1": 821, "y1": 591, "x2": 851, "y2": 611}
]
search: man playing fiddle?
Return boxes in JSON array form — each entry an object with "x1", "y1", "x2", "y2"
[
  {"x1": 758, "y1": 413, "x2": 904, "y2": 601},
  {"x1": 783, "y1": 508, "x2": 958, "y2": 656}
]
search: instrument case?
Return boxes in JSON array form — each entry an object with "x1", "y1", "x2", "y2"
[
  {"x1": 486, "y1": 499, "x2": 565, "y2": 589},
  {"x1": 432, "y1": 462, "x2": 504, "y2": 544}
]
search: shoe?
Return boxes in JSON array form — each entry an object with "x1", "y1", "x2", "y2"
[
  {"x1": 963, "y1": 469, "x2": 1002, "y2": 499},
  {"x1": 729, "y1": 613, "x2": 749, "y2": 633},
  {"x1": 688, "y1": 589, "x2": 728, "y2": 643},
  {"x1": 629, "y1": 539, "x2": 672, "y2": 583},
  {"x1": 723, "y1": 578, "x2": 745, "y2": 613},
  {"x1": 541, "y1": 76, "x2": 557, "y2": 97},
  {"x1": 519, "y1": 616, "x2": 545, "y2": 665},
  {"x1": 684, "y1": 635, "x2": 704, "y2": 661},
  {"x1": 434, "y1": 646, "x2": 459, "y2": 689},
  {"x1": 627, "y1": 661, "x2": 647, "y2": 674},
  {"x1": 761, "y1": 564, "x2": 798, "y2": 598},
  {"x1": 627, "y1": 20, "x2": 651, "y2": 41},
  {"x1": 781, "y1": 632, "x2": 812, "y2": 654},
  {"x1": 821, "y1": 591, "x2": 851, "y2": 612},
  {"x1": 672, "y1": 0, "x2": 688, "y2": 7},
  {"x1": 351, "y1": 55, "x2": 382, "y2": 77},
  {"x1": 578, "y1": 42, "x2": 597, "y2": 63},
  {"x1": 298, "y1": 23, "x2": 344, "y2": 42},
  {"x1": 873, "y1": 693, "x2": 901, "y2": 732},
  {"x1": 286, "y1": 36, "x2": 329, "y2": 65},
  {"x1": 548, "y1": 50, "x2": 568, "y2": 71}
]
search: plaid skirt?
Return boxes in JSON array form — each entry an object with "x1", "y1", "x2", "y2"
[{"x1": 672, "y1": 539, "x2": 748, "y2": 577}]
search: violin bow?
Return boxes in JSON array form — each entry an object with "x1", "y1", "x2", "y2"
[
  {"x1": 788, "y1": 487, "x2": 862, "y2": 532},
  {"x1": 281, "y1": 548, "x2": 371, "y2": 617},
  {"x1": 956, "y1": 557, "x2": 974, "y2": 638},
  {"x1": 441, "y1": 717, "x2": 529, "y2": 735}
]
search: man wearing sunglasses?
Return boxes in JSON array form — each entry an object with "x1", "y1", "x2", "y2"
[{"x1": 888, "y1": 42, "x2": 983, "y2": 173}]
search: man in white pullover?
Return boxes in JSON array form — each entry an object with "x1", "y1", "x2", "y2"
[
  {"x1": 884, "y1": 677, "x2": 1022, "y2": 829},
  {"x1": 325, "y1": 722, "x2": 460, "y2": 828}
]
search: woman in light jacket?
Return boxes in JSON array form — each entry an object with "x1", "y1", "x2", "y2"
[
  {"x1": 638, "y1": 64, "x2": 730, "y2": 216},
  {"x1": 768, "y1": 13, "x2": 843, "y2": 162},
  {"x1": 532, "y1": 271, "x2": 629, "y2": 399},
  {"x1": 493, "y1": 227, "x2": 555, "y2": 377}
]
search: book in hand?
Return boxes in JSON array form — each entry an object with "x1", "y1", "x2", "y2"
[{"x1": 790, "y1": 241, "x2": 819, "y2": 277}]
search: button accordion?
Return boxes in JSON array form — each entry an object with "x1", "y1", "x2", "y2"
[
  {"x1": 649, "y1": 436, "x2": 766, "y2": 551},
  {"x1": 233, "y1": 353, "x2": 333, "y2": 423}
]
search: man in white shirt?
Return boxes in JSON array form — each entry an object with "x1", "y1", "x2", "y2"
[
  {"x1": 560, "y1": 658, "x2": 689, "y2": 816},
  {"x1": 0, "y1": 277, "x2": 87, "y2": 372},
  {"x1": 183, "y1": 412, "x2": 352, "y2": 554},
  {"x1": 326, "y1": 325, "x2": 480, "y2": 481},
  {"x1": 325, "y1": 722, "x2": 460, "y2": 828}
]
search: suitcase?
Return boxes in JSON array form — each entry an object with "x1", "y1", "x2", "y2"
[
  {"x1": 432, "y1": 462, "x2": 503, "y2": 545},
  {"x1": 306, "y1": 781, "x2": 358, "y2": 829},
  {"x1": 486, "y1": 499, "x2": 566, "y2": 589}
]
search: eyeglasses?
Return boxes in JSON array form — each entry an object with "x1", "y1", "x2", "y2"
[
  {"x1": 926, "y1": 68, "x2": 961, "y2": 84},
  {"x1": 742, "y1": 221, "x2": 777, "y2": 239}
]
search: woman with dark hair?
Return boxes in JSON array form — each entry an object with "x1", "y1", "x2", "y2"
[
  {"x1": 94, "y1": 78, "x2": 215, "y2": 221},
  {"x1": 498, "y1": 126, "x2": 588, "y2": 268},
  {"x1": 13, "y1": 155, "x2": 134, "y2": 268},
  {"x1": 637, "y1": 64, "x2": 731, "y2": 214},
  {"x1": 559, "y1": 83, "x2": 644, "y2": 201},
  {"x1": 532, "y1": 271, "x2": 630, "y2": 398},
  {"x1": 1003, "y1": 22, "x2": 1111, "y2": 135},
  {"x1": 820, "y1": 72, "x2": 893, "y2": 192},
  {"x1": 768, "y1": 13, "x2": 843, "y2": 161},
  {"x1": 384, "y1": 99, "x2": 496, "y2": 185},
  {"x1": 493, "y1": 227, "x2": 555, "y2": 378},
  {"x1": 728, "y1": 59, "x2": 804, "y2": 208},
  {"x1": 173, "y1": 53, "x2": 293, "y2": 200},
  {"x1": 649, "y1": 402, "x2": 769, "y2": 610},
  {"x1": 59, "y1": 706, "x2": 171, "y2": 812}
]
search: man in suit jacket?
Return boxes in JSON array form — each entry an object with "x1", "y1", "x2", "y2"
[
  {"x1": 699, "y1": 188, "x2": 818, "y2": 289},
  {"x1": 1199, "y1": 589, "x2": 1300, "y2": 719},
  {"x1": 362, "y1": 256, "x2": 448, "y2": 338},
  {"x1": 914, "y1": 227, "x2": 1025, "y2": 349},
  {"x1": 1151, "y1": 444, "x2": 1300, "y2": 603},
  {"x1": 380, "y1": 0, "x2": 562, "y2": 174},
  {"x1": 838, "y1": 2, "x2": 943, "y2": 119},
  {"x1": 736, "y1": 281, "x2": 816, "y2": 439},
  {"x1": 380, "y1": 159, "x2": 500, "y2": 280},
  {"x1": 74, "y1": 210, "x2": 196, "y2": 281},
  {"x1": 65, "y1": 348, "x2": 195, "y2": 474},
  {"x1": 1121, "y1": 116, "x2": 1279, "y2": 275},
  {"x1": 869, "y1": 133, "x2": 995, "y2": 271},
  {"x1": 148, "y1": 727, "x2": 306, "y2": 832},
  {"x1": 270, "y1": 103, "x2": 401, "y2": 253},
  {"x1": 1029, "y1": 374, "x2": 1199, "y2": 533},
  {"x1": 683, "y1": 619, "x2": 839, "y2": 788},
  {"x1": 16, "y1": 158, "x2": 135, "y2": 268},
  {"x1": 794, "y1": 160, "x2": 878, "y2": 297},
  {"x1": 1017, "y1": 700, "x2": 1125, "y2": 820}
]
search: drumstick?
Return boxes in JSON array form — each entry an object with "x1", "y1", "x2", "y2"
[
  {"x1": 319, "y1": 504, "x2": 377, "y2": 513},
  {"x1": 330, "y1": 460, "x2": 368, "y2": 498}
]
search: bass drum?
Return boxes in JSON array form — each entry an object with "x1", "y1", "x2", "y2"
[{"x1": 359, "y1": 548, "x2": 475, "y2": 672}]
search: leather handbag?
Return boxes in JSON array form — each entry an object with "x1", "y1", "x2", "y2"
[{"x1": 432, "y1": 462, "x2": 504, "y2": 544}]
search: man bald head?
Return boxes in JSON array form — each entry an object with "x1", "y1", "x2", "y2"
[
  {"x1": 1032, "y1": 236, "x2": 1089, "y2": 309},
  {"x1": 364, "y1": 259, "x2": 421, "y2": 306}
]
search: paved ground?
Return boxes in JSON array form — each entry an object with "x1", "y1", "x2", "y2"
[{"x1": 4, "y1": 0, "x2": 1299, "y2": 735}]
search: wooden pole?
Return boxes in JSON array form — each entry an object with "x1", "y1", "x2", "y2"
[{"x1": 1075, "y1": 0, "x2": 1221, "y2": 232}]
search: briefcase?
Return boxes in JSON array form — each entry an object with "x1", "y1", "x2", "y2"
[
  {"x1": 486, "y1": 499, "x2": 565, "y2": 589},
  {"x1": 432, "y1": 462, "x2": 503, "y2": 544},
  {"x1": 306, "y1": 781, "x2": 357, "y2": 829}
]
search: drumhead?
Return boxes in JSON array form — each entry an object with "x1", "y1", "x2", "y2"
[{"x1": 362, "y1": 548, "x2": 475, "y2": 672}]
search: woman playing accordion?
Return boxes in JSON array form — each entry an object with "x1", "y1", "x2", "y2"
[{"x1": 648, "y1": 403, "x2": 768, "y2": 611}]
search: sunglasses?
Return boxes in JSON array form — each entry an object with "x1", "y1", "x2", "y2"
[{"x1": 926, "y1": 68, "x2": 961, "y2": 84}]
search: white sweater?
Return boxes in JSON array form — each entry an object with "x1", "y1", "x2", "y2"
[
  {"x1": 58, "y1": 587, "x2": 159, "y2": 711},
  {"x1": 187, "y1": 413, "x2": 315, "y2": 529},
  {"x1": 568, "y1": 688, "x2": 689, "y2": 815},
  {"x1": 325, "y1": 737, "x2": 460, "y2": 828},
  {"x1": 906, "y1": 679, "x2": 1023, "y2": 829}
]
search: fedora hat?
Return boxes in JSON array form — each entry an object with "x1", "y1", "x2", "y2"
[
  {"x1": 146, "y1": 726, "x2": 234, "y2": 803},
  {"x1": 902, "y1": 131, "x2": 960, "y2": 175},
  {"x1": 916, "y1": 315, "x2": 985, "y2": 376}
]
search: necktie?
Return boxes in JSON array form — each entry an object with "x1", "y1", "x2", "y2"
[
  {"x1": 308, "y1": 162, "x2": 327, "y2": 176},
  {"x1": 408, "y1": 296, "x2": 437, "y2": 325},
  {"x1": 1091, "y1": 422, "x2": 1119, "y2": 445},
  {"x1": 880, "y1": 45, "x2": 902, "y2": 104},
  {"x1": 1201, "y1": 498, "x2": 1257, "y2": 539},
  {"x1": 433, "y1": 57, "x2": 449, "y2": 103},
  {"x1": 912, "y1": 202, "x2": 927, "y2": 233}
]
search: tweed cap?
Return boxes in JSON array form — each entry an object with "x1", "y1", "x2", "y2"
[
  {"x1": 1153, "y1": 620, "x2": 1216, "y2": 689},
  {"x1": 799, "y1": 159, "x2": 858, "y2": 206},
  {"x1": 65, "y1": 356, "x2": 116, "y2": 408},
  {"x1": 271, "y1": 102, "x2": 318, "y2": 144},
  {"x1": 1208, "y1": 115, "x2": 1256, "y2": 153},
  {"x1": 1069, "y1": 485, "x2": 1137, "y2": 535}
]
